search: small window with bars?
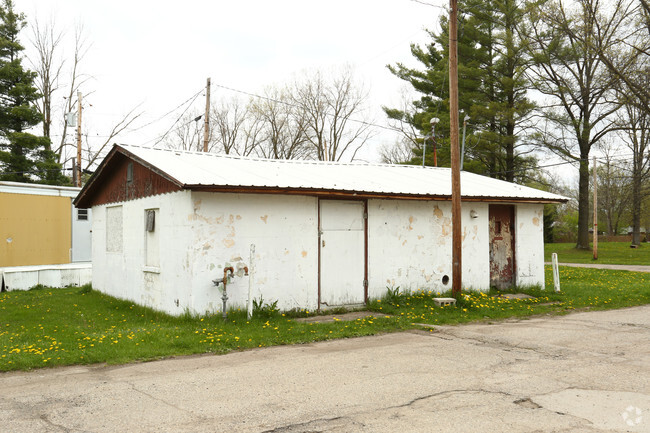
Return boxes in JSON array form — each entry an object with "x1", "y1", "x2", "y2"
[{"x1": 77, "y1": 208, "x2": 88, "y2": 221}]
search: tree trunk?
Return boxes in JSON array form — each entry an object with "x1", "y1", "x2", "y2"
[
  {"x1": 505, "y1": 121, "x2": 515, "y2": 183},
  {"x1": 631, "y1": 171, "x2": 642, "y2": 246},
  {"x1": 576, "y1": 155, "x2": 591, "y2": 249}
]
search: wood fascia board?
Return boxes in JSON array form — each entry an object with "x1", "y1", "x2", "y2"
[
  {"x1": 73, "y1": 145, "x2": 184, "y2": 208},
  {"x1": 186, "y1": 184, "x2": 567, "y2": 204},
  {"x1": 73, "y1": 145, "x2": 120, "y2": 207}
]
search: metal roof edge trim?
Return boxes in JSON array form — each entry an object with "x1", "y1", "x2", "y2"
[
  {"x1": 186, "y1": 184, "x2": 568, "y2": 203},
  {"x1": 119, "y1": 143, "x2": 451, "y2": 171},
  {"x1": 116, "y1": 145, "x2": 185, "y2": 187}
]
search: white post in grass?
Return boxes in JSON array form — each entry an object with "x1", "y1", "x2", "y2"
[
  {"x1": 552, "y1": 253, "x2": 561, "y2": 292},
  {"x1": 247, "y1": 244, "x2": 255, "y2": 320}
]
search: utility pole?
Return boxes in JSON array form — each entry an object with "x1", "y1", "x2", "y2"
[
  {"x1": 76, "y1": 91, "x2": 82, "y2": 187},
  {"x1": 203, "y1": 77, "x2": 211, "y2": 152},
  {"x1": 71, "y1": 157, "x2": 77, "y2": 187},
  {"x1": 449, "y1": 0, "x2": 462, "y2": 298},
  {"x1": 593, "y1": 156, "x2": 598, "y2": 260}
]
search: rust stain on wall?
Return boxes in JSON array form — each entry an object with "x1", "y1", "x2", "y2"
[
  {"x1": 301, "y1": 250, "x2": 308, "y2": 258},
  {"x1": 441, "y1": 218, "x2": 451, "y2": 236},
  {"x1": 190, "y1": 213, "x2": 224, "y2": 225},
  {"x1": 407, "y1": 215, "x2": 415, "y2": 230}
]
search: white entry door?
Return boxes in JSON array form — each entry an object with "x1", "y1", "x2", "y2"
[{"x1": 319, "y1": 200, "x2": 365, "y2": 306}]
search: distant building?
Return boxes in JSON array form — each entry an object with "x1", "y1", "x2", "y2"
[
  {"x1": 1, "y1": 181, "x2": 92, "y2": 290},
  {"x1": 75, "y1": 144, "x2": 567, "y2": 315}
]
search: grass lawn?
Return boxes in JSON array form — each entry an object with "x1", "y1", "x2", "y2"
[
  {"x1": 2, "y1": 266, "x2": 649, "y2": 372},
  {"x1": 545, "y1": 241, "x2": 650, "y2": 265}
]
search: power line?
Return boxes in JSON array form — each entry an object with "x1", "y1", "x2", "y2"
[
  {"x1": 407, "y1": 0, "x2": 446, "y2": 9},
  {"x1": 210, "y1": 82, "x2": 402, "y2": 134},
  {"x1": 145, "y1": 90, "x2": 204, "y2": 147},
  {"x1": 46, "y1": 88, "x2": 206, "y2": 140},
  {"x1": 485, "y1": 158, "x2": 583, "y2": 177},
  {"x1": 127, "y1": 88, "x2": 205, "y2": 135}
]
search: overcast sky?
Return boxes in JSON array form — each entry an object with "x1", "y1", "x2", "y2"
[{"x1": 18, "y1": 0, "x2": 446, "y2": 164}]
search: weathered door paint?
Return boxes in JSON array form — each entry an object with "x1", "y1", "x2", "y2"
[
  {"x1": 489, "y1": 204, "x2": 515, "y2": 289},
  {"x1": 319, "y1": 200, "x2": 365, "y2": 306}
]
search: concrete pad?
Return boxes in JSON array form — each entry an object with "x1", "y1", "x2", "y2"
[
  {"x1": 547, "y1": 262, "x2": 650, "y2": 273},
  {"x1": 295, "y1": 311, "x2": 391, "y2": 323},
  {"x1": 496, "y1": 293, "x2": 536, "y2": 300}
]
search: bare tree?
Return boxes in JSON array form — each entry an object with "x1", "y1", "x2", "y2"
[
  {"x1": 57, "y1": 24, "x2": 92, "y2": 163},
  {"x1": 29, "y1": 20, "x2": 143, "y2": 173},
  {"x1": 28, "y1": 21, "x2": 91, "y2": 162},
  {"x1": 618, "y1": 93, "x2": 650, "y2": 245},
  {"x1": 591, "y1": 0, "x2": 650, "y2": 113},
  {"x1": 379, "y1": 140, "x2": 415, "y2": 164},
  {"x1": 525, "y1": 0, "x2": 627, "y2": 249},
  {"x1": 162, "y1": 112, "x2": 204, "y2": 152},
  {"x1": 291, "y1": 67, "x2": 373, "y2": 161},
  {"x1": 382, "y1": 91, "x2": 422, "y2": 163},
  {"x1": 211, "y1": 97, "x2": 259, "y2": 156},
  {"x1": 84, "y1": 105, "x2": 143, "y2": 169},
  {"x1": 250, "y1": 86, "x2": 311, "y2": 160},
  {"x1": 29, "y1": 16, "x2": 63, "y2": 143},
  {"x1": 596, "y1": 144, "x2": 631, "y2": 235}
]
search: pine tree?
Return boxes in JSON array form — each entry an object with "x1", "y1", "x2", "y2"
[
  {"x1": 385, "y1": 0, "x2": 537, "y2": 183},
  {"x1": 0, "y1": 0, "x2": 67, "y2": 185}
]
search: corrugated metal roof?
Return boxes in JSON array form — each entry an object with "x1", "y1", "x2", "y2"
[
  {"x1": 116, "y1": 144, "x2": 566, "y2": 202},
  {"x1": 0, "y1": 181, "x2": 80, "y2": 198}
]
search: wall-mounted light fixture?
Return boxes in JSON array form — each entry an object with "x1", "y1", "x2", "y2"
[{"x1": 470, "y1": 210, "x2": 478, "y2": 219}]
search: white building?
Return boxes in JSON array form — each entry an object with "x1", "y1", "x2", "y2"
[{"x1": 75, "y1": 144, "x2": 566, "y2": 315}]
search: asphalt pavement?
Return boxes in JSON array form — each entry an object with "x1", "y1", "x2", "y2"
[{"x1": 1, "y1": 305, "x2": 649, "y2": 432}]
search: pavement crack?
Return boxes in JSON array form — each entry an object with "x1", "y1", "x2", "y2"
[
  {"x1": 434, "y1": 330, "x2": 568, "y2": 359},
  {"x1": 124, "y1": 381, "x2": 206, "y2": 421},
  {"x1": 259, "y1": 416, "x2": 344, "y2": 432},
  {"x1": 39, "y1": 413, "x2": 72, "y2": 432},
  {"x1": 514, "y1": 397, "x2": 542, "y2": 409},
  {"x1": 388, "y1": 388, "x2": 515, "y2": 410}
]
